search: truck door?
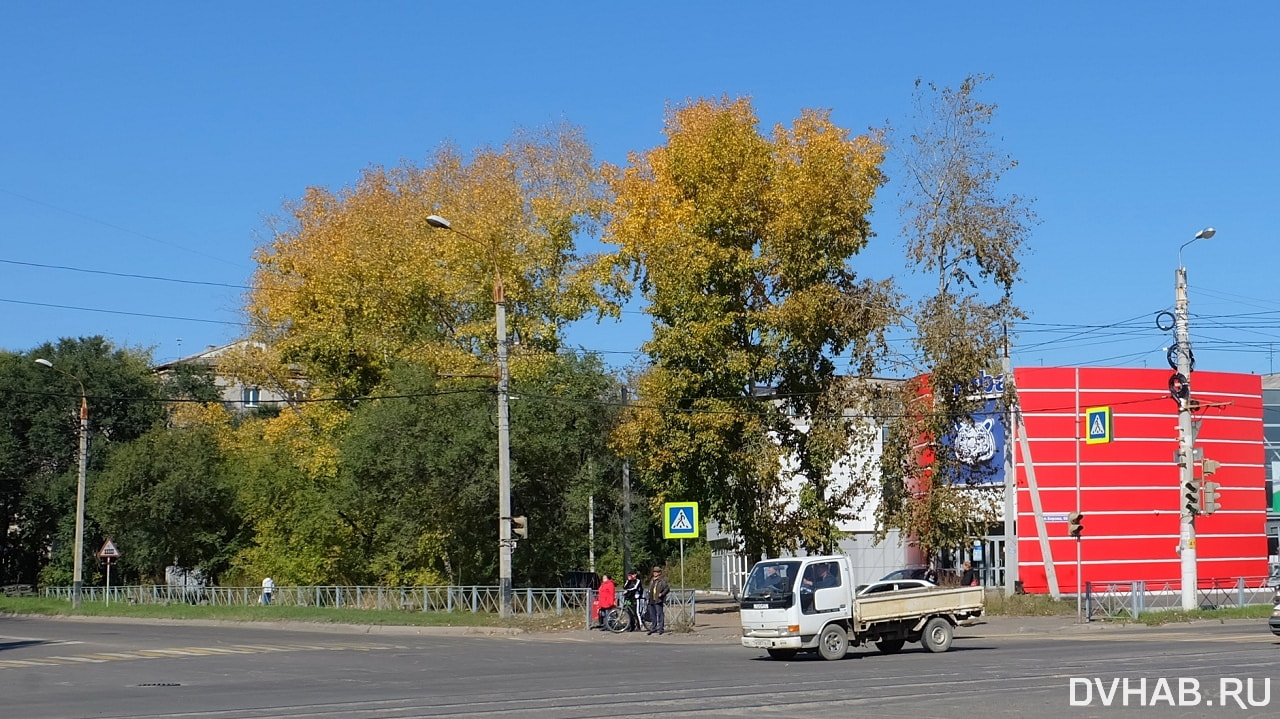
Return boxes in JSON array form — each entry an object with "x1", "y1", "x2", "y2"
[{"x1": 800, "y1": 559, "x2": 844, "y2": 615}]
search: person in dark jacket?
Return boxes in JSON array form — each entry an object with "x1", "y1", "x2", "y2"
[
  {"x1": 960, "y1": 561, "x2": 978, "y2": 586},
  {"x1": 622, "y1": 571, "x2": 643, "y2": 631},
  {"x1": 646, "y1": 566, "x2": 671, "y2": 635}
]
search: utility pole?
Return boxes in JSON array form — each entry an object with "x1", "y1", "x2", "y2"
[
  {"x1": 35, "y1": 358, "x2": 88, "y2": 610},
  {"x1": 1174, "y1": 262, "x2": 1197, "y2": 611},
  {"x1": 621, "y1": 386, "x2": 632, "y2": 575},
  {"x1": 494, "y1": 266, "x2": 514, "y2": 617},
  {"x1": 425, "y1": 214, "x2": 514, "y2": 617},
  {"x1": 1175, "y1": 227, "x2": 1214, "y2": 611}
]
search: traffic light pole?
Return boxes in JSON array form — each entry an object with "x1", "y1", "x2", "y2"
[
  {"x1": 496, "y1": 283, "x2": 513, "y2": 618},
  {"x1": 1175, "y1": 264, "x2": 1198, "y2": 611}
]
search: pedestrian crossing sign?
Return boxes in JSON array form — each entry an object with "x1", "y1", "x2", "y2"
[
  {"x1": 663, "y1": 502, "x2": 699, "y2": 539},
  {"x1": 1085, "y1": 406, "x2": 1112, "y2": 444}
]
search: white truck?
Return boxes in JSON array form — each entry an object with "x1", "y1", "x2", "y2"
[{"x1": 740, "y1": 555, "x2": 985, "y2": 661}]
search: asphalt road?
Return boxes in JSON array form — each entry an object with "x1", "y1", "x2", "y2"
[{"x1": 2, "y1": 614, "x2": 1277, "y2": 718}]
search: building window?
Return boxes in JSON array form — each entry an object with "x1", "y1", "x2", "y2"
[{"x1": 242, "y1": 387, "x2": 260, "y2": 408}]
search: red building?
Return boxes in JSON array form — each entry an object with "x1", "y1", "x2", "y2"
[{"x1": 1013, "y1": 367, "x2": 1268, "y2": 594}]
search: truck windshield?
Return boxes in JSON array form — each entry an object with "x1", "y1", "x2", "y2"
[{"x1": 742, "y1": 560, "x2": 800, "y2": 599}]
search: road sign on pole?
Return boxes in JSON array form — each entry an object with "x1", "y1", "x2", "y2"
[
  {"x1": 97, "y1": 539, "x2": 121, "y2": 558},
  {"x1": 662, "y1": 502, "x2": 699, "y2": 539}
]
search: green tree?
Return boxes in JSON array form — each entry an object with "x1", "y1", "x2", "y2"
[
  {"x1": 90, "y1": 424, "x2": 244, "y2": 582},
  {"x1": 0, "y1": 337, "x2": 164, "y2": 586},
  {"x1": 604, "y1": 97, "x2": 896, "y2": 561},
  {"x1": 160, "y1": 361, "x2": 222, "y2": 405},
  {"x1": 333, "y1": 366, "x2": 497, "y2": 586},
  {"x1": 329, "y1": 354, "x2": 629, "y2": 587},
  {"x1": 875, "y1": 75, "x2": 1036, "y2": 562}
]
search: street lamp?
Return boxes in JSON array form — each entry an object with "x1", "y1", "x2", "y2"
[
  {"x1": 34, "y1": 357, "x2": 89, "y2": 610},
  {"x1": 1173, "y1": 226, "x2": 1214, "y2": 611},
  {"x1": 424, "y1": 214, "x2": 515, "y2": 617}
]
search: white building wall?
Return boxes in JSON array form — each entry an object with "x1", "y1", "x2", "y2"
[{"x1": 707, "y1": 406, "x2": 911, "y2": 594}]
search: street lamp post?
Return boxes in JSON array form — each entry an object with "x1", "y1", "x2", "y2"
[
  {"x1": 1174, "y1": 226, "x2": 1214, "y2": 611},
  {"x1": 424, "y1": 214, "x2": 515, "y2": 617},
  {"x1": 35, "y1": 358, "x2": 89, "y2": 610}
]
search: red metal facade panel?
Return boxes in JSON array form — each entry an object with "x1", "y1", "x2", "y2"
[{"x1": 1012, "y1": 367, "x2": 1268, "y2": 594}]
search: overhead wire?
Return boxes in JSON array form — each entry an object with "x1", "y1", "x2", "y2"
[{"x1": 5, "y1": 254, "x2": 1280, "y2": 370}]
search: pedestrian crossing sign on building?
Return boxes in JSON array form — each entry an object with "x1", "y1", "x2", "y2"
[
  {"x1": 1085, "y1": 406, "x2": 1112, "y2": 444},
  {"x1": 663, "y1": 502, "x2": 699, "y2": 539}
]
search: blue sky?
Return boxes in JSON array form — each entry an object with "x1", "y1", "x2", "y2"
[{"x1": 3, "y1": 2, "x2": 1278, "y2": 377}]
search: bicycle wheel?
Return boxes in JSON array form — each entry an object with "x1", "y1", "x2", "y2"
[{"x1": 603, "y1": 607, "x2": 629, "y2": 634}]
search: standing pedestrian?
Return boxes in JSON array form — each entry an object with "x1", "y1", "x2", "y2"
[
  {"x1": 646, "y1": 566, "x2": 670, "y2": 635},
  {"x1": 622, "y1": 571, "x2": 643, "y2": 631},
  {"x1": 591, "y1": 574, "x2": 617, "y2": 628},
  {"x1": 960, "y1": 561, "x2": 977, "y2": 587},
  {"x1": 261, "y1": 576, "x2": 275, "y2": 605}
]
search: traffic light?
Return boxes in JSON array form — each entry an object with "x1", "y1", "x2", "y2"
[
  {"x1": 1201, "y1": 480, "x2": 1221, "y2": 515},
  {"x1": 1183, "y1": 478, "x2": 1201, "y2": 514},
  {"x1": 1201, "y1": 458, "x2": 1220, "y2": 477},
  {"x1": 511, "y1": 515, "x2": 528, "y2": 540},
  {"x1": 1068, "y1": 511, "x2": 1084, "y2": 538}
]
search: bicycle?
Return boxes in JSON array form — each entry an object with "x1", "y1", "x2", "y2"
[
  {"x1": 601, "y1": 604, "x2": 631, "y2": 633},
  {"x1": 625, "y1": 595, "x2": 653, "y2": 633}
]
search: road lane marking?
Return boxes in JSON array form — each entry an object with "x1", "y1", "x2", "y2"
[{"x1": 0, "y1": 641, "x2": 403, "y2": 671}]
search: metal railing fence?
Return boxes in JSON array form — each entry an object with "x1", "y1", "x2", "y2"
[
  {"x1": 1084, "y1": 576, "x2": 1278, "y2": 620},
  {"x1": 40, "y1": 584, "x2": 701, "y2": 627}
]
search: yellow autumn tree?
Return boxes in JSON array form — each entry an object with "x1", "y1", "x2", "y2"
[
  {"x1": 221, "y1": 123, "x2": 616, "y2": 583},
  {"x1": 605, "y1": 98, "x2": 897, "y2": 560},
  {"x1": 241, "y1": 122, "x2": 613, "y2": 399}
]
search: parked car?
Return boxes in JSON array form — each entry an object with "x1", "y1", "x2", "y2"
[
  {"x1": 856, "y1": 578, "x2": 938, "y2": 596},
  {"x1": 880, "y1": 568, "x2": 930, "y2": 581},
  {"x1": 1270, "y1": 592, "x2": 1280, "y2": 637}
]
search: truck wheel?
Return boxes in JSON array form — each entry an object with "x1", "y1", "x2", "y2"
[
  {"x1": 876, "y1": 638, "x2": 905, "y2": 654},
  {"x1": 817, "y1": 625, "x2": 849, "y2": 661},
  {"x1": 922, "y1": 617, "x2": 953, "y2": 653},
  {"x1": 766, "y1": 648, "x2": 798, "y2": 660}
]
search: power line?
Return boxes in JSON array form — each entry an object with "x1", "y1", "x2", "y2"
[
  {"x1": 0, "y1": 187, "x2": 246, "y2": 268},
  {"x1": 0, "y1": 258, "x2": 249, "y2": 290},
  {"x1": 0, "y1": 297, "x2": 245, "y2": 326}
]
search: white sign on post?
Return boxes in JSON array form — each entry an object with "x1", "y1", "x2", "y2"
[{"x1": 98, "y1": 539, "x2": 121, "y2": 558}]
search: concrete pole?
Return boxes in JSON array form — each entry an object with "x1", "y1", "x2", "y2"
[
  {"x1": 495, "y1": 280, "x2": 513, "y2": 618},
  {"x1": 73, "y1": 395, "x2": 88, "y2": 610},
  {"x1": 1175, "y1": 265, "x2": 1198, "y2": 611},
  {"x1": 621, "y1": 387, "x2": 632, "y2": 575},
  {"x1": 1002, "y1": 356, "x2": 1017, "y2": 597}
]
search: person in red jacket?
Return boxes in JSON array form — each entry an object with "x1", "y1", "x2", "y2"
[{"x1": 591, "y1": 574, "x2": 617, "y2": 628}]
